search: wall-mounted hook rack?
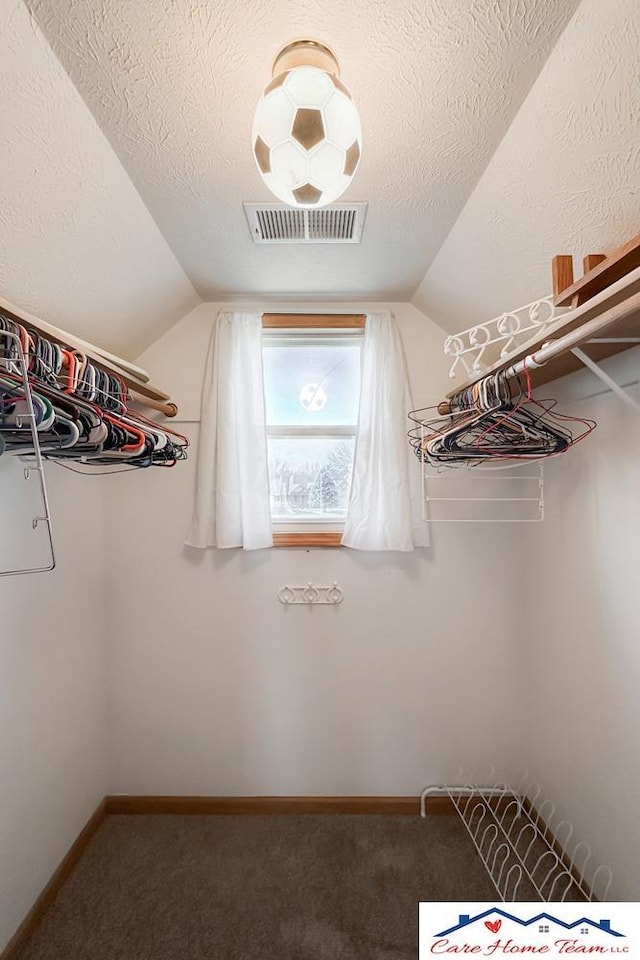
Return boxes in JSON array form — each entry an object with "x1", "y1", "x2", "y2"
[{"x1": 278, "y1": 582, "x2": 343, "y2": 605}]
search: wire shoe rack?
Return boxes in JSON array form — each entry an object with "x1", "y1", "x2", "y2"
[{"x1": 420, "y1": 775, "x2": 613, "y2": 903}]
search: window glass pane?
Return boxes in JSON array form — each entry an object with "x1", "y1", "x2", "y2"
[
  {"x1": 263, "y1": 341, "x2": 361, "y2": 426},
  {"x1": 268, "y1": 436, "x2": 355, "y2": 519}
]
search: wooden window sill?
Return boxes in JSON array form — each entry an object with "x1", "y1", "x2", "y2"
[{"x1": 272, "y1": 533, "x2": 343, "y2": 548}]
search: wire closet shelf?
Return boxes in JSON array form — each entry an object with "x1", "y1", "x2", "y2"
[{"x1": 421, "y1": 775, "x2": 613, "y2": 903}]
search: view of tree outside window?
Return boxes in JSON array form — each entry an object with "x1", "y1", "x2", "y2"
[{"x1": 268, "y1": 437, "x2": 356, "y2": 518}]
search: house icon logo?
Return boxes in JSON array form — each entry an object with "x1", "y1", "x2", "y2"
[
  {"x1": 435, "y1": 909, "x2": 625, "y2": 939},
  {"x1": 419, "y1": 901, "x2": 636, "y2": 960}
]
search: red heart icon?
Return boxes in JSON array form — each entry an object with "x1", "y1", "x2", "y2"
[{"x1": 485, "y1": 920, "x2": 502, "y2": 933}]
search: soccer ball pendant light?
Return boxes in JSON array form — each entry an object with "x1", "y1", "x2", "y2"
[{"x1": 252, "y1": 40, "x2": 362, "y2": 208}]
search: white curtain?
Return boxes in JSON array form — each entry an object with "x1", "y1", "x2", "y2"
[
  {"x1": 185, "y1": 311, "x2": 272, "y2": 550},
  {"x1": 342, "y1": 311, "x2": 429, "y2": 551}
]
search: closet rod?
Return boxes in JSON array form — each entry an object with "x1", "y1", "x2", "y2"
[
  {"x1": 502, "y1": 291, "x2": 640, "y2": 379},
  {"x1": 130, "y1": 396, "x2": 179, "y2": 418},
  {"x1": 0, "y1": 295, "x2": 175, "y2": 409}
]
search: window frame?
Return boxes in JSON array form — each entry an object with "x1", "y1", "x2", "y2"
[{"x1": 262, "y1": 313, "x2": 365, "y2": 548}]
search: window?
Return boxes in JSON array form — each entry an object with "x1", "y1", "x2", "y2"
[
  {"x1": 262, "y1": 315, "x2": 364, "y2": 546},
  {"x1": 187, "y1": 309, "x2": 422, "y2": 552}
]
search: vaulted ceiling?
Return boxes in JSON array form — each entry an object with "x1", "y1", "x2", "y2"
[
  {"x1": 25, "y1": 0, "x2": 579, "y2": 302},
  {"x1": 1, "y1": 0, "x2": 637, "y2": 354}
]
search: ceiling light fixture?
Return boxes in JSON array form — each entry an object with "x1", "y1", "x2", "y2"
[{"x1": 252, "y1": 40, "x2": 362, "y2": 209}]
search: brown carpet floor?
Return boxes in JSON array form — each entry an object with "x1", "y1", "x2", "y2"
[{"x1": 18, "y1": 814, "x2": 498, "y2": 960}]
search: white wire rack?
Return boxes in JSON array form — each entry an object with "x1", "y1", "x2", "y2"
[
  {"x1": 422, "y1": 460, "x2": 544, "y2": 523},
  {"x1": 0, "y1": 330, "x2": 55, "y2": 576},
  {"x1": 444, "y1": 296, "x2": 568, "y2": 381},
  {"x1": 420, "y1": 776, "x2": 613, "y2": 903}
]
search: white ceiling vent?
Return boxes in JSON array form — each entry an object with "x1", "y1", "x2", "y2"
[{"x1": 244, "y1": 203, "x2": 367, "y2": 244}]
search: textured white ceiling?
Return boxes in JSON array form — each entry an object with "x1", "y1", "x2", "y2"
[
  {"x1": 26, "y1": 0, "x2": 580, "y2": 303},
  {"x1": 413, "y1": 0, "x2": 640, "y2": 332},
  {"x1": 0, "y1": 0, "x2": 198, "y2": 355}
]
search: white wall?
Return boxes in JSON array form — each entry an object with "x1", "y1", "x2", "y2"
[
  {"x1": 0, "y1": 0, "x2": 199, "y2": 357},
  {"x1": 412, "y1": 0, "x2": 639, "y2": 331},
  {"x1": 407, "y1": 0, "x2": 640, "y2": 898},
  {"x1": 105, "y1": 298, "x2": 640, "y2": 901},
  {"x1": 522, "y1": 350, "x2": 640, "y2": 901},
  {"x1": 3, "y1": 301, "x2": 637, "y2": 946},
  {"x1": 0, "y1": 458, "x2": 108, "y2": 951},
  {"x1": 104, "y1": 302, "x2": 524, "y2": 796}
]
